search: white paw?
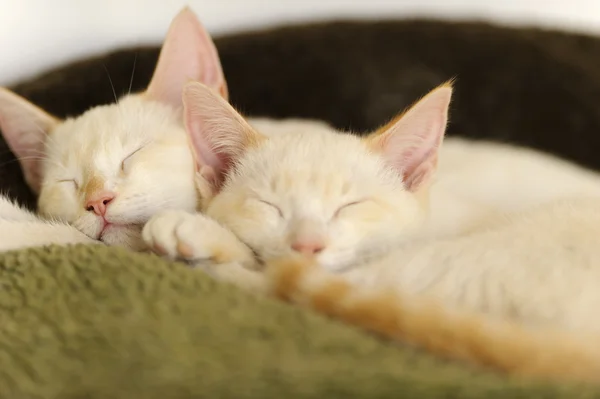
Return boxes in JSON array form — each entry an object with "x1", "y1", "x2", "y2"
[{"x1": 142, "y1": 209, "x2": 223, "y2": 263}]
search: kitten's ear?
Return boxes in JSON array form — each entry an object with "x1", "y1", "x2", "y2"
[
  {"x1": 0, "y1": 88, "x2": 60, "y2": 193},
  {"x1": 183, "y1": 81, "x2": 265, "y2": 191},
  {"x1": 364, "y1": 83, "x2": 452, "y2": 192},
  {"x1": 145, "y1": 7, "x2": 228, "y2": 108}
]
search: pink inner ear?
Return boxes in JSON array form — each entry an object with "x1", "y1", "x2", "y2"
[
  {"x1": 183, "y1": 82, "x2": 266, "y2": 194},
  {"x1": 4, "y1": 127, "x2": 49, "y2": 193},
  {"x1": 187, "y1": 119, "x2": 233, "y2": 190},
  {"x1": 375, "y1": 85, "x2": 452, "y2": 192},
  {"x1": 145, "y1": 7, "x2": 227, "y2": 108},
  {"x1": 0, "y1": 88, "x2": 59, "y2": 193},
  {"x1": 401, "y1": 152, "x2": 438, "y2": 192},
  {"x1": 183, "y1": 82, "x2": 248, "y2": 192}
]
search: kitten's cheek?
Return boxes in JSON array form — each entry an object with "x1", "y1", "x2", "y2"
[
  {"x1": 46, "y1": 208, "x2": 78, "y2": 224},
  {"x1": 242, "y1": 207, "x2": 281, "y2": 230},
  {"x1": 337, "y1": 212, "x2": 384, "y2": 239}
]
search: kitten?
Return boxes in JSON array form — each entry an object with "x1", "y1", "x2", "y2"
[
  {"x1": 0, "y1": 7, "x2": 228, "y2": 251},
  {"x1": 143, "y1": 81, "x2": 600, "y2": 383}
]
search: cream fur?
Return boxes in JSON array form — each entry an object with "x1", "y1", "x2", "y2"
[
  {"x1": 37, "y1": 95, "x2": 198, "y2": 250},
  {"x1": 3, "y1": 7, "x2": 600, "y2": 259},
  {"x1": 141, "y1": 82, "x2": 600, "y2": 383},
  {"x1": 0, "y1": 7, "x2": 228, "y2": 251},
  {"x1": 340, "y1": 197, "x2": 600, "y2": 333},
  {"x1": 0, "y1": 196, "x2": 97, "y2": 252},
  {"x1": 148, "y1": 83, "x2": 600, "y2": 273}
]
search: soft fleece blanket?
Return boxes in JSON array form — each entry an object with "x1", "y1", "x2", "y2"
[{"x1": 0, "y1": 244, "x2": 596, "y2": 398}]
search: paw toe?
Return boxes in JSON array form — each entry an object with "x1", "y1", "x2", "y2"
[{"x1": 176, "y1": 241, "x2": 195, "y2": 259}]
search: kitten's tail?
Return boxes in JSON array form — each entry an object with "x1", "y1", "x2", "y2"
[{"x1": 266, "y1": 255, "x2": 600, "y2": 383}]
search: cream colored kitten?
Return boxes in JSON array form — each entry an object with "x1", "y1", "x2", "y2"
[
  {"x1": 143, "y1": 81, "x2": 600, "y2": 383},
  {"x1": 0, "y1": 7, "x2": 227, "y2": 251},
  {"x1": 143, "y1": 80, "x2": 600, "y2": 274}
]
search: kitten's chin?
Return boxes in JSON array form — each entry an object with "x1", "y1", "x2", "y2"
[{"x1": 100, "y1": 225, "x2": 146, "y2": 251}]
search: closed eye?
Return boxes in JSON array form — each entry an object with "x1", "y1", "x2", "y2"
[
  {"x1": 57, "y1": 179, "x2": 79, "y2": 189},
  {"x1": 258, "y1": 199, "x2": 284, "y2": 218},
  {"x1": 121, "y1": 146, "x2": 145, "y2": 172},
  {"x1": 334, "y1": 199, "x2": 367, "y2": 218}
]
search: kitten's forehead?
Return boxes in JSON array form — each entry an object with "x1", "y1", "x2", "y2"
[
  {"x1": 52, "y1": 96, "x2": 181, "y2": 145},
  {"x1": 276, "y1": 131, "x2": 372, "y2": 170},
  {"x1": 45, "y1": 96, "x2": 182, "y2": 167},
  {"x1": 235, "y1": 128, "x2": 398, "y2": 196}
]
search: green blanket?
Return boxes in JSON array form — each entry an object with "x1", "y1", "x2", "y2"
[{"x1": 0, "y1": 244, "x2": 596, "y2": 398}]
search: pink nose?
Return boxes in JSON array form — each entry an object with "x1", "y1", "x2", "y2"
[
  {"x1": 291, "y1": 240, "x2": 325, "y2": 255},
  {"x1": 85, "y1": 192, "x2": 116, "y2": 216}
]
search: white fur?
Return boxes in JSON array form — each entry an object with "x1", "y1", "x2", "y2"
[
  {"x1": 0, "y1": 100, "x2": 312, "y2": 253},
  {"x1": 0, "y1": 197, "x2": 97, "y2": 252},
  {"x1": 425, "y1": 137, "x2": 600, "y2": 238},
  {"x1": 0, "y1": 7, "x2": 229, "y2": 251},
  {"x1": 339, "y1": 197, "x2": 600, "y2": 334},
  {"x1": 36, "y1": 95, "x2": 198, "y2": 250},
  {"x1": 208, "y1": 118, "x2": 600, "y2": 268}
]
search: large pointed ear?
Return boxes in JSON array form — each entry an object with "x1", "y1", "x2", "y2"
[
  {"x1": 183, "y1": 81, "x2": 265, "y2": 192},
  {"x1": 364, "y1": 82, "x2": 452, "y2": 192},
  {"x1": 0, "y1": 87, "x2": 60, "y2": 193},
  {"x1": 145, "y1": 7, "x2": 228, "y2": 108}
]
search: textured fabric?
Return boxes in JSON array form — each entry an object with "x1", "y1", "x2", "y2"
[{"x1": 0, "y1": 244, "x2": 596, "y2": 398}]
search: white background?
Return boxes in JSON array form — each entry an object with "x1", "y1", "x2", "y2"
[{"x1": 2, "y1": 0, "x2": 600, "y2": 85}]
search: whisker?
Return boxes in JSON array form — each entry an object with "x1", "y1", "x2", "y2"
[
  {"x1": 12, "y1": 154, "x2": 69, "y2": 175},
  {"x1": 128, "y1": 53, "x2": 138, "y2": 95},
  {"x1": 25, "y1": 119, "x2": 66, "y2": 163},
  {"x1": 41, "y1": 128, "x2": 61, "y2": 149},
  {"x1": 103, "y1": 64, "x2": 119, "y2": 104},
  {"x1": 26, "y1": 118, "x2": 55, "y2": 146},
  {"x1": 13, "y1": 156, "x2": 48, "y2": 161}
]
